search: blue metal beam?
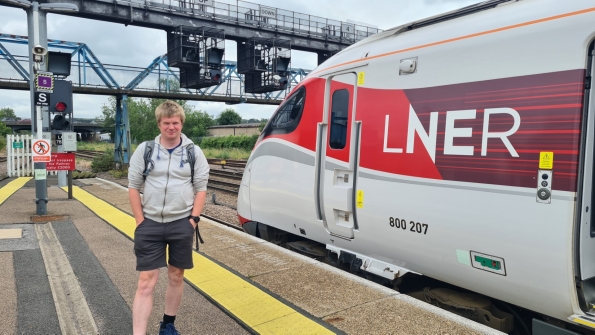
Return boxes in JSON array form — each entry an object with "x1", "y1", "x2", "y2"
[
  {"x1": 0, "y1": 42, "x2": 29, "y2": 81},
  {"x1": 0, "y1": 34, "x2": 119, "y2": 88},
  {"x1": 80, "y1": 45, "x2": 119, "y2": 88}
]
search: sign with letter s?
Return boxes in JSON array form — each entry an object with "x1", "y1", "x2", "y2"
[{"x1": 35, "y1": 92, "x2": 50, "y2": 106}]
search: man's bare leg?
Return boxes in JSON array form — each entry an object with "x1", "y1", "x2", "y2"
[
  {"x1": 133, "y1": 269, "x2": 160, "y2": 335},
  {"x1": 164, "y1": 265, "x2": 185, "y2": 316}
]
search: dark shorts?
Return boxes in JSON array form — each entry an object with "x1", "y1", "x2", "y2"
[{"x1": 133, "y1": 217, "x2": 195, "y2": 271}]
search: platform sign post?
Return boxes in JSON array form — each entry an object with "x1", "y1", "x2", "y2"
[
  {"x1": 22, "y1": 0, "x2": 79, "y2": 215},
  {"x1": 47, "y1": 152, "x2": 75, "y2": 198}
]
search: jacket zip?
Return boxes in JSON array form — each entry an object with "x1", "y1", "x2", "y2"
[{"x1": 161, "y1": 149, "x2": 172, "y2": 222}]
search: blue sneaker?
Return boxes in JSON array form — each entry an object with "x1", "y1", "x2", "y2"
[{"x1": 159, "y1": 322, "x2": 180, "y2": 335}]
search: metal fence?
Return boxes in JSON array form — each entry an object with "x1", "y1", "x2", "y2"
[{"x1": 6, "y1": 134, "x2": 33, "y2": 177}]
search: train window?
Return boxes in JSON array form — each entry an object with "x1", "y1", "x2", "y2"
[
  {"x1": 262, "y1": 87, "x2": 306, "y2": 136},
  {"x1": 329, "y1": 89, "x2": 349, "y2": 149}
]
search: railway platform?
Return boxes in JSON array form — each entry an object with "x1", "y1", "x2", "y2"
[{"x1": 0, "y1": 176, "x2": 501, "y2": 334}]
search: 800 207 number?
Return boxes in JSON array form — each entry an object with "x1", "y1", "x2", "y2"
[{"x1": 389, "y1": 217, "x2": 428, "y2": 235}]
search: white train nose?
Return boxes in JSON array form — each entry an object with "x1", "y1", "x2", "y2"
[{"x1": 237, "y1": 164, "x2": 252, "y2": 227}]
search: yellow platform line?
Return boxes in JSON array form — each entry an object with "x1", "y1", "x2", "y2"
[
  {"x1": 65, "y1": 186, "x2": 334, "y2": 335},
  {"x1": 0, "y1": 177, "x2": 32, "y2": 205}
]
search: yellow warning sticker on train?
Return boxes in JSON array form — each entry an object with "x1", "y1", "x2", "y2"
[
  {"x1": 539, "y1": 152, "x2": 554, "y2": 169},
  {"x1": 356, "y1": 190, "x2": 364, "y2": 208},
  {"x1": 357, "y1": 72, "x2": 365, "y2": 86}
]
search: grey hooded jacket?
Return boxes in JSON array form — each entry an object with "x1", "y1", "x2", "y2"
[{"x1": 128, "y1": 133, "x2": 209, "y2": 223}]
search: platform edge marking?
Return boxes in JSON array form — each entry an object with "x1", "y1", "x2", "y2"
[{"x1": 0, "y1": 177, "x2": 32, "y2": 205}]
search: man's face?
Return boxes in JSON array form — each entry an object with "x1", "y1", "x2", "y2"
[{"x1": 158, "y1": 115, "x2": 182, "y2": 141}]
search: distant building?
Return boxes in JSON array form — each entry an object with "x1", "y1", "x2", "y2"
[
  {"x1": 208, "y1": 123, "x2": 261, "y2": 137},
  {"x1": 99, "y1": 133, "x2": 111, "y2": 142}
]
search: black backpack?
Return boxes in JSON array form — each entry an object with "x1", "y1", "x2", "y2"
[{"x1": 141, "y1": 140, "x2": 204, "y2": 250}]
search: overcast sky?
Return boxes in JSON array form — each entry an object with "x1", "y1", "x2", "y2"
[{"x1": 0, "y1": 0, "x2": 478, "y2": 121}]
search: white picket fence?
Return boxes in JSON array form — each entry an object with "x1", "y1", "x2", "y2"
[{"x1": 6, "y1": 134, "x2": 33, "y2": 177}]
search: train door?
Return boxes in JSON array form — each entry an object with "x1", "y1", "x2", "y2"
[
  {"x1": 315, "y1": 72, "x2": 360, "y2": 239},
  {"x1": 579, "y1": 48, "x2": 595, "y2": 281}
]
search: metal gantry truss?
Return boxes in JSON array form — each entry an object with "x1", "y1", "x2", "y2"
[
  {"x1": 0, "y1": 34, "x2": 119, "y2": 88},
  {"x1": 0, "y1": 33, "x2": 310, "y2": 164},
  {"x1": 0, "y1": 33, "x2": 309, "y2": 103}
]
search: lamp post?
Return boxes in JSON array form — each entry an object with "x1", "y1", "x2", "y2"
[{"x1": 0, "y1": 0, "x2": 78, "y2": 215}]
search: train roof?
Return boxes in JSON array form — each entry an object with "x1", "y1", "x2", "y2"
[{"x1": 335, "y1": 0, "x2": 517, "y2": 55}]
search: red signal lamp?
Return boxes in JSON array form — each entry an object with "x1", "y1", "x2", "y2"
[{"x1": 55, "y1": 102, "x2": 67, "y2": 112}]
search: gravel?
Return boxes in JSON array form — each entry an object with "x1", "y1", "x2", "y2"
[{"x1": 0, "y1": 155, "x2": 7, "y2": 178}]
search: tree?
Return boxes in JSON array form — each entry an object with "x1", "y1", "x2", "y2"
[
  {"x1": 0, "y1": 107, "x2": 18, "y2": 120},
  {"x1": 184, "y1": 110, "x2": 214, "y2": 138},
  {"x1": 100, "y1": 79, "x2": 215, "y2": 143},
  {"x1": 0, "y1": 122, "x2": 12, "y2": 137},
  {"x1": 258, "y1": 119, "x2": 268, "y2": 132},
  {"x1": 100, "y1": 97, "x2": 116, "y2": 140},
  {"x1": 216, "y1": 108, "x2": 242, "y2": 125}
]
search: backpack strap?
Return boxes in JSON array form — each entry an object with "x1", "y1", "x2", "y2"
[
  {"x1": 142, "y1": 140, "x2": 155, "y2": 180},
  {"x1": 185, "y1": 144, "x2": 204, "y2": 250},
  {"x1": 185, "y1": 143, "x2": 196, "y2": 185}
]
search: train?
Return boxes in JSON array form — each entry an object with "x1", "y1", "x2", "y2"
[{"x1": 236, "y1": 0, "x2": 595, "y2": 334}]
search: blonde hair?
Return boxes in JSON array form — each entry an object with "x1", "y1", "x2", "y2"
[{"x1": 155, "y1": 100, "x2": 185, "y2": 124}]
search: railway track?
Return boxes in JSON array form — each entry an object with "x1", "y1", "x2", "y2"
[
  {"x1": 207, "y1": 179, "x2": 241, "y2": 193},
  {"x1": 209, "y1": 169, "x2": 243, "y2": 181},
  {"x1": 68, "y1": 150, "x2": 246, "y2": 193},
  {"x1": 76, "y1": 152, "x2": 248, "y2": 170},
  {"x1": 75, "y1": 150, "x2": 104, "y2": 159},
  {"x1": 207, "y1": 159, "x2": 247, "y2": 169}
]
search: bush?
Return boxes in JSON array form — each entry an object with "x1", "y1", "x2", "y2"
[
  {"x1": 0, "y1": 136, "x2": 6, "y2": 151},
  {"x1": 109, "y1": 169, "x2": 128, "y2": 179},
  {"x1": 200, "y1": 135, "x2": 258, "y2": 151},
  {"x1": 201, "y1": 148, "x2": 251, "y2": 160},
  {"x1": 72, "y1": 171, "x2": 97, "y2": 179},
  {"x1": 91, "y1": 151, "x2": 115, "y2": 172}
]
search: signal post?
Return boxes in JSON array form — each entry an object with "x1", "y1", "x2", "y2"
[{"x1": 1, "y1": 0, "x2": 80, "y2": 214}]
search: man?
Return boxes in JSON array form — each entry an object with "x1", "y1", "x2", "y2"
[{"x1": 128, "y1": 100, "x2": 209, "y2": 335}]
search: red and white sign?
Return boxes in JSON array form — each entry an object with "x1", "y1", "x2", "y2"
[
  {"x1": 46, "y1": 153, "x2": 76, "y2": 171},
  {"x1": 32, "y1": 139, "x2": 51, "y2": 162}
]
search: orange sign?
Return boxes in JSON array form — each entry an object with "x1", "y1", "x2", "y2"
[{"x1": 32, "y1": 139, "x2": 51, "y2": 162}]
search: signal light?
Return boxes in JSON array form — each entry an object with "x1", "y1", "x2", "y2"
[
  {"x1": 206, "y1": 47, "x2": 224, "y2": 66},
  {"x1": 55, "y1": 102, "x2": 67, "y2": 112},
  {"x1": 52, "y1": 114, "x2": 70, "y2": 130},
  {"x1": 49, "y1": 80, "x2": 73, "y2": 114},
  {"x1": 207, "y1": 69, "x2": 222, "y2": 82}
]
